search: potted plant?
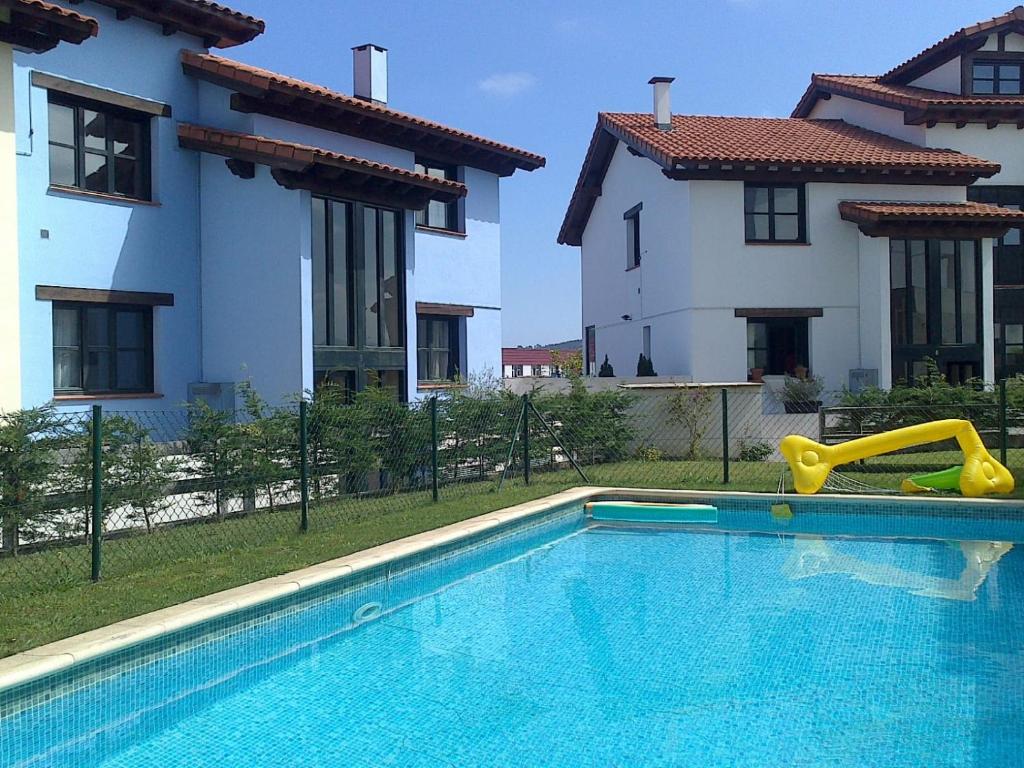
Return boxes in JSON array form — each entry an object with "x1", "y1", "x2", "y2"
[
  {"x1": 749, "y1": 367, "x2": 764, "y2": 383},
  {"x1": 782, "y1": 374, "x2": 824, "y2": 413}
]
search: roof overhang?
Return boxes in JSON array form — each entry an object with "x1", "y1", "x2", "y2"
[
  {"x1": 880, "y1": 7, "x2": 1024, "y2": 84},
  {"x1": 0, "y1": 0, "x2": 97, "y2": 52},
  {"x1": 68, "y1": 0, "x2": 263, "y2": 47},
  {"x1": 177, "y1": 124, "x2": 467, "y2": 210},
  {"x1": 181, "y1": 52, "x2": 545, "y2": 177},
  {"x1": 557, "y1": 123, "x2": 617, "y2": 246},
  {"x1": 838, "y1": 200, "x2": 1024, "y2": 238}
]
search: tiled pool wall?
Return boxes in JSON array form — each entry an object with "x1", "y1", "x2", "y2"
[
  {"x1": 0, "y1": 499, "x2": 588, "y2": 766},
  {"x1": 3, "y1": 487, "x2": 1024, "y2": 767}
]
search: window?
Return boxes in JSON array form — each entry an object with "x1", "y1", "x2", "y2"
[
  {"x1": 746, "y1": 317, "x2": 808, "y2": 377},
  {"x1": 312, "y1": 197, "x2": 406, "y2": 396},
  {"x1": 624, "y1": 203, "x2": 642, "y2": 268},
  {"x1": 585, "y1": 325, "x2": 596, "y2": 376},
  {"x1": 744, "y1": 184, "x2": 806, "y2": 243},
  {"x1": 972, "y1": 60, "x2": 1023, "y2": 95},
  {"x1": 417, "y1": 314, "x2": 462, "y2": 382},
  {"x1": 512, "y1": 365, "x2": 524, "y2": 378},
  {"x1": 414, "y1": 159, "x2": 460, "y2": 231},
  {"x1": 890, "y1": 239, "x2": 981, "y2": 385},
  {"x1": 52, "y1": 302, "x2": 153, "y2": 394},
  {"x1": 642, "y1": 325, "x2": 651, "y2": 359},
  {"x1": 48, "y1": 94, "x2": 151, "y2": 200}
]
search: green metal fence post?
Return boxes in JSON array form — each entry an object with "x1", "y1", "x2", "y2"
[
  {"x1": 90, "y1": 404, "x2": 102, "y2": 582},
  {"x1": 430, "y1": 395, "x2": 439, "y2": 502},
  {"x1": 721, "y1": 388, "x2": 730, "y2": 484},
  {"x1": 999, "y1": 378, "x2": 1008, "y2": 466},
  {"x1": 522, "y1": 394, "x2": 531, "y2": 485},
  {"x1": 299, "y1": 399, "x2": 309, "y2": 533}
]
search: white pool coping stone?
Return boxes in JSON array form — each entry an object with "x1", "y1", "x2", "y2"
[{"x1": 1, "y1": 485, "x2": 1020, "y2": 692}]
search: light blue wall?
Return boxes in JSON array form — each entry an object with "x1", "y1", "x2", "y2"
[{"x1": 14, "y1": 3, "x2": 205, "y2": 410}]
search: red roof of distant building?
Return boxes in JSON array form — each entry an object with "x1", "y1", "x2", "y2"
[{"x1": 503, "y1": 348, "x2": 560, "y2": 366}]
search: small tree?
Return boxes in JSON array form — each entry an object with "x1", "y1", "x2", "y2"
[
  {"x1": 0, "y1": 406, "x2": 64, "y2": 554},
  {"x1": 550, "y1": 349, "x2": 582, "y2": 379},
  {"x1": 598, "y1": 355, "x2": 615, "y2": 377},
  {"x1": 236, "y1": 382, "x2": 293, "y2": 513},
  {"x1": 636, "y1": 353, "x2": 657, "y2": 377},
  {"x1": 184, "y1": 399, "x2": 238, "y2": 519},
  {"x1": 666, "y1": 387, "x2": 715, "y2": 460}
]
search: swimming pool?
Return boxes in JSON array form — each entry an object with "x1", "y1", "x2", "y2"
[{"x1": 2, "y1": 490, "x2": 1023, "y2": 767}]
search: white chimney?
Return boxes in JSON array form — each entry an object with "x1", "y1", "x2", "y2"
[
  {"x1": 649, "y1": 76, "x2": 674, "y2": 130},
  {"x1": 353, "y1": 44, "x2": 388, "y2": 104}
]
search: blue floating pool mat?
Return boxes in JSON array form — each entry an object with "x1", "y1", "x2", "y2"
[{"x1": 586, "y1": 501, "x2": 718, "y2": 524}]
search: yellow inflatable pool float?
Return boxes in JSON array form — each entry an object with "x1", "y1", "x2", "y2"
[{"x1": 780, "y1": 419, "x2": 1014, "y2": 497}]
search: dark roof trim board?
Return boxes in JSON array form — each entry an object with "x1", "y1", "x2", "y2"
[
  {"x1": 0, "y1": 0, "x2": 98, "y2": 52},
  {"x1": 879, "y1": 5, "x2": 1024, "y2": 85},
  {"x1": 791, "y1": 74, "x2": 1024, "y2": 126},
  {"x1": 838, "y1": 200, "x2": 1024, "y2": 238},
  {"x1": 67, "y1": 0, "x2": 263, "y2": 47},
  {"x1": 558, "y1": 113, "x2": 1001, "y2": 246},
  {"x1": 177, "y1": 123, "x2": 467, "y2": 211},
  {"x1": 181, "y1": 51, "x2": 545, "y2": 176}
]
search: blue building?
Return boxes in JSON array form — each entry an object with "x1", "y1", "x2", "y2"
[{"x1": 6, "y1": 0, "x2": 543, "y2": 410}]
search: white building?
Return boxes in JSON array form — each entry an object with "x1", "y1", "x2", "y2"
[{"x1": 561, "y1": 7, "x2": 1024, "y2": 391}]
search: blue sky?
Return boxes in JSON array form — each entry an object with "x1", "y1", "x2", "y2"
[{"x1": 231, "y1": 0, "x2": 1012, "y2": 346}]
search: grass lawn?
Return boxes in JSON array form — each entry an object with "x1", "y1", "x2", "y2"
[{"x1": 2, "y1": 451, "x2": 1022, "y2": 658}]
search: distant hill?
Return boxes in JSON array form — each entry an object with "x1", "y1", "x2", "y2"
[{"x1": 511, "y1": 339, "x2": 581, "y2": 352}]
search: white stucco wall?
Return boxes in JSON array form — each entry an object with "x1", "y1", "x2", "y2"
[
  {"x1": 580, "y1": 141, "x2": 692, "y2": 378},
  {"x1": 908, "y1": 56, "x2": 961, "y2": 93},
  {"x1": 0, "y1": 43, "x2": 19, "y2": 411},
  {"x1": 806, "y1": 93, "x2": 925, "y2": 145},
  {"x1": 926, "y1": 124, "x2": 1024, "y2": 184}
]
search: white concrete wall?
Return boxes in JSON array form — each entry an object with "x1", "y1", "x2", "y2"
[
  {"x1": 580, "y1": 141, "x2": 692, "y2": 379},
  {"x1": 926, "y1": 124, "x2": 1024, "y2": 184},
  {"x1": 806, "y1": 93, "x2": 925, "y2": 145},
  {"x1": 0, "y1": 44, "x2": 19, "y2": 411},
  {"x1": 857, "y1": 233, "x2": 892, "y2": 387}
]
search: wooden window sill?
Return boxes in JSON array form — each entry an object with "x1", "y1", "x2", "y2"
[
  {"x1": 417, "y1": 381, "x2": 468, "y2": 391},
  {"x1": 415, "y1": 224, "x2": 467, "y2": 239},
  {"x1": 625, "y1": 264, "x2": 641, "y2": 272},
  {"x1": 48, "y1": 185, "x2": 159, "y2": 207},
  {"x1": 54, "y1": 392, "x2": 164, "y2": 402}
]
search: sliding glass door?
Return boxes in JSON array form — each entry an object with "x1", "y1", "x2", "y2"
[{"x1": 312, "y1": 197, "x2": 406, "y2": 398}]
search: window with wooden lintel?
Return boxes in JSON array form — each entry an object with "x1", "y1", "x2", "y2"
[
  {"x1": 417, "y1": 314, "x2": 464, "y2": 383},
  {"x1": 47, "y1": 93, "x2": 152, "y2": 201},
  {"x1": 52, "y1": 302, "x2": 154, "y2": 395},
  {"x1": 744, "y1": 184, "x2": 806, "y2": 244},
  {"x1": 971, "y1": 60, "x2": 1023, "y2": 94},
  {"x1": 745, "y1": 317, "x2": 809, "y2": 378}
]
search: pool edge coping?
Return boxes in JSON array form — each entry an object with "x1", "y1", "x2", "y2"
[{"x1": 2, "y1": 485, "x2": 1021, "y2": 691}]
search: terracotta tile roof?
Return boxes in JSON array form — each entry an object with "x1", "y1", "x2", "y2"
[
  {"x1": 181, "y1": 51, "x2": 545, "y2": 175},
  {"x1": 502, "y1": 348, "x2": 561, "y2": 366},
  {"x1": 177, "y1": 123, "x2": 467, "y2": 202},
  {"x1": 600, "y1": 113, "x2": 999, "y2": 172},
  {"x1": 880, "y1": 6, "x2": 1024, "y2": 84},
  {"x1": 1, "y1": 0, "x2": 98, "y2": 50},
  {"x1": 791, "y1": 74, "x2": 1024, "y2": 120},
  {"x1": 559, "y1": 113, "x2": 1001, "y2": 246},
  {"x1": 85, "y1": 0, "x2": 264, "y2": 48},
  {"x1": 839, "y1": 200, "x2": 1024, "y2": 223}
]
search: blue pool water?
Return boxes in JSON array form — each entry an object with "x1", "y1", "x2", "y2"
[{"x1": 3, "y1": 500, "x2": 1024, "y2": 767}]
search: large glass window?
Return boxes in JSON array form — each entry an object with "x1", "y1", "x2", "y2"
[
  {"x1": 890, "y1": 239, "x2": 982, "y2": 385},
  {"x1": 47, "y1": 94, "x2": 150, "y2": 200},
  {"x1": 417, "y1": 315, "x2": 462, "y2": 382},
  {"x1": 746, "y1": 317, "x2": 809, "y2": 377},
  {"x1": 52, "y1": 302, "x2": 153, "y2": 394},
  {"x1": 972, "y1": 61, "x2": 1023, "y2": 94},
  {"x1": 414, "y1": 159, "x2": 460, "y2": 231},
  {"x1": 744, "y1": 184, "x2": 806, "y2": 243},
  {"x1": 312, "y1": 198, "x2": 406, "y2": 396}
]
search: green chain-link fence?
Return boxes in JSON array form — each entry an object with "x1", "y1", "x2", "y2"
[{"x1": 2, "y1": 379, "x2": 1022, "y2": 597}]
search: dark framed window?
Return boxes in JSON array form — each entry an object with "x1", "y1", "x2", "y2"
[
  {"x1": 414, "y1": 159, "x2": 461, "y2": 231},
  {"x1": 512, "y1": 365, "x2": 524, "y2": 378},
  {"x1": 746, "y1": 317, "x2": 808, "y2": 377},
  {"x1": 47, "y1": 93, "x2": 151, "y2": 200},
  {"x1": 417, "y1": 314, "x2": 462, "y2": 382},
  {"x1": 744, "y1": 184, "x2": 806, "y2": 243},
  {"x1": 624, "y1": 203, "x2": 642, "y2": 268},
  {"x1": 585, "y1": 325, "x2": 596, "y2": 376},
  {"x1": 890, "y1": 239, "x2": 982, "y2": 385},
  {"x1": 312, "y1": 197, "x2": 406, "y2": 397},
  {"x1": 971, "y1": 60, "x2": 1023, "y2": 94},
  {"x1": 52, "y1": 302, "x2": 153, "y2": 394}
]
